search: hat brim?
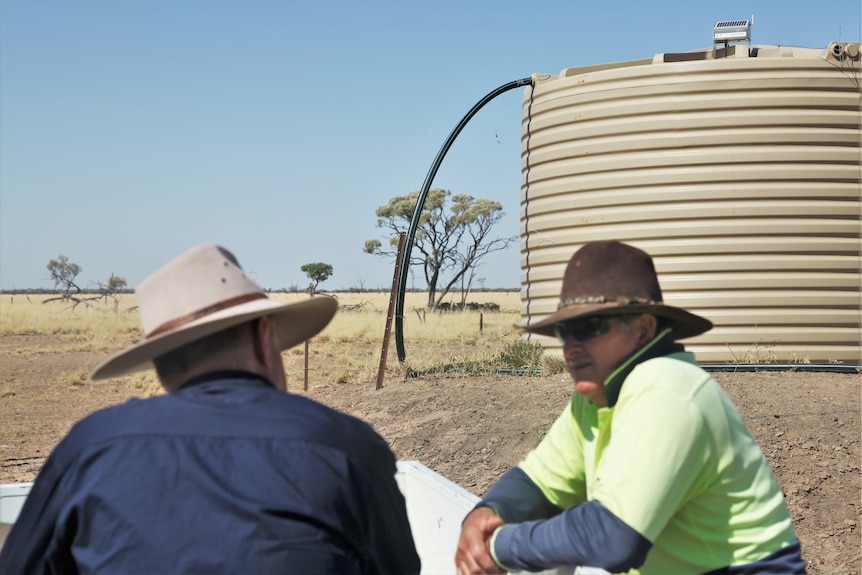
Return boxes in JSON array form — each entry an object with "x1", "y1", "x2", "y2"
[
  {"x1": 518, "y1": 302, "x2": 712, "y2": 341},
  {"x1": 90, "y1": 296, "x2": 337, "y2": 380}
]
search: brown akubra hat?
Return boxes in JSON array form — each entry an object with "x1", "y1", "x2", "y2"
[
  {"x1": 520, "y1": 241, "x2": 712, "y2": 340},
  {"x1": 90, "y1": 243, "x2": 337, "y2": 380}
]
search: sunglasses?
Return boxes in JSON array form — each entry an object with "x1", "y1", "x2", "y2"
[{"x1": 553, "y1": 316, "x2": 617, "y2": 343}]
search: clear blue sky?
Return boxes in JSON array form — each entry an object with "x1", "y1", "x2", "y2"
[{"x1": 2, "y1": 1, "x2": 859, "y2": 291}]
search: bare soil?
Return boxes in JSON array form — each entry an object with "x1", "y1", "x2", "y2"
[{"x1": 0, "y1": 334, "x2": 859, "y2": 574}]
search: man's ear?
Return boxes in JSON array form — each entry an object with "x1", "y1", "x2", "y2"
[
  {"x1": 253, "y1": 316, "x2": 288, "y2": 391},
  {"x1": 251, "y1": 317, "x2": 271, "y2": 366},
  {"x1": 638, "y1": 314, "x2": 658, "y2": 344}
]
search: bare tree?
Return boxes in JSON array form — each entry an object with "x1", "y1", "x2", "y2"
[
  {"x1": 44, "y1": 255, "x2": 127, "y2": 311},
  {"x1": 44, "y1": 255, "x2": 98, "y2": 308},
  {"x1": 97, "y1": 274, "x2": 129, "y2": 314},
  {"x1": 46, "y1": 255, "x2": 82, "y2": 295}
]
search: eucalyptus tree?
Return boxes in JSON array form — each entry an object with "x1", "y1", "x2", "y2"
[
  {"x1": 301, "y1": 262, "x2": 333, "y2": 295},
  {"x1": 364, "y1": 188, "x2": 515, "y2": 308}
]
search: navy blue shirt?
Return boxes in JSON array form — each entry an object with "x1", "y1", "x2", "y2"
[{"x1": 0, "y1": 372, "x2": 420, "y2": 574}]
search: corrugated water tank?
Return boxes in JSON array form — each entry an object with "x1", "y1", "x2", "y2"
[{"x1": 520, "y1": 43, "x2": 862, "y2": 365}]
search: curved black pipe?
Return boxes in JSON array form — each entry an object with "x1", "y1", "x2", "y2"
[{"x1": 395, "y1": 76, "x2": 533, "y2": 363}]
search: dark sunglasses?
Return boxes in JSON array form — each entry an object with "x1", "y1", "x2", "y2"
[{"x1": 553, "y1": 316, "x2": 617, "y2": 343}]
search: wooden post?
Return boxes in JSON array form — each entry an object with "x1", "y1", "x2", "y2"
[
  {"x1": 377, "y1": 232, "x2": 407, "y2": 390},
  {"x1": 304, "y1": 340, "x2": 309, "y2": 391},
  {"x1": 480, "y1": 312, "x2": 484, "y2": 333}
]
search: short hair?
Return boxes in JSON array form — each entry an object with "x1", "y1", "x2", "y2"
[
  {"x1": 613, "y1": 314, "x2": 642, "y2": 327},
  {"x1": 616, "y1": 313, "x2": 673, "y2": 339},
  {"x1": 153, "y1": 321, "x2": 257, "y2": 384}
]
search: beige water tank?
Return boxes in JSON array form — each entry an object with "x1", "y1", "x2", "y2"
[{"x1": 520, "y1": 43, "x2": 862, "y2": 365}]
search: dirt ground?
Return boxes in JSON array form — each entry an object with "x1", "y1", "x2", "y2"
[{"x1": 0, "y1": 334, "x2": 859, "y2": 574}]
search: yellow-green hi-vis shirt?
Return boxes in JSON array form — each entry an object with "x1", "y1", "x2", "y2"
[{"x1": 517, "y1": 353, "x2": 799, "y2": 574}]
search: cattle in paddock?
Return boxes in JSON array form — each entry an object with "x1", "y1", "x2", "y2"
[{"x1": 435, "y1": 301, "x2": 500, "y2": 312}]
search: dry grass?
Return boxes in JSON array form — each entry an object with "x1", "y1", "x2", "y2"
[
  {"x1": 275, "y1": 291, "x2": 527, "y2": 387},
  {"x1": 0, "y1": 294, "x2": 141, "y2": 353},
  {"x1": 0, "y1": 291, "x2": 533, "y2": 389}
]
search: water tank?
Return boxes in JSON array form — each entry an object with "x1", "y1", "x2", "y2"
[{"x1": 520, "y1": 43, "x2": 862, "y2": 365}]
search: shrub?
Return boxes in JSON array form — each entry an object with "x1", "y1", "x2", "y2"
[{"x1": 497, "y1": 340, "x2": 544, "y2": 370}]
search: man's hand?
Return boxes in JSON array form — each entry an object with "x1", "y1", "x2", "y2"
[{"x1": 455, "y1": 506, "x2": 506, "y2": 575}]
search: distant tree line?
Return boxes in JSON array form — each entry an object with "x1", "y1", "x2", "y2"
[
  {"x1": 1, "y1": 288, "x2": 134, "y2": 295},
  {"x1": 0, "y1": 249, "x2": 519, "y2": 297}
]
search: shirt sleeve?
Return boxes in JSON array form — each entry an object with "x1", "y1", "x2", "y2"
[
  {"x1": 517, "y1": 398, "x2": 588, "y2": 510},
  {"x1": 489, "y1": 500, "x2": 651, "y2": 573},
  {"x1": 479, "y1": 467, "x2": 562, "y2": 523}
]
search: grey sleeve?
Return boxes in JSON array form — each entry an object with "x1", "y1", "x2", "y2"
[
  {"x1": 491, "y1": 499, "x2": 651, "y2": 573},
  {"x1": 477, "y1": 467, "x2": 562, "y2": 522}
]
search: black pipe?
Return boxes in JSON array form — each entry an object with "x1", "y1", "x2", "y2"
[
  {"x1": 394, "y1": 77, "x2": 533, "y2": 363},
  {"x1": 700, "y1": 363, "x2": 861, "y2": 373}
]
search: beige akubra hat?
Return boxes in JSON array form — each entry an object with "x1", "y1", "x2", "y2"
[{"x1": 90, "y1": 243, "x2": 337, "y2": 380}]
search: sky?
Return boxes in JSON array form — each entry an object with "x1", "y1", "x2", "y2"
[{"x1": 1, "y1": 1, "x2": 860, "y2": 292}]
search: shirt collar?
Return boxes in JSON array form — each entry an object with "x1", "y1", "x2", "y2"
[
  {"x1": 177, "y1": 370, "x2": 275, "y2": 392},
  {"x1": 603, "y1": 328, "x2": 685, "y2": 407}
]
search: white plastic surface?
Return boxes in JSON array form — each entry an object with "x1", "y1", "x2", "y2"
[
  {"x1": 395, "y1": 461, "x2": 604, "y2": 575},
  {"x1": 3, "y1": 467, "x2": 608, "y2": 575},
  {"x1": 0, "y1": 482, "x2": 32, "y2": 524}
]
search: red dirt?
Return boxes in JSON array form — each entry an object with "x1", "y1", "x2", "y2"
[{"x1": 0, "y1": 335, "x2": 859, "y2": 573}]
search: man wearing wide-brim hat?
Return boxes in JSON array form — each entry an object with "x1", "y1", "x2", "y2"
[
  {"x1": 0, "y1": 243, "x2": 420, "y2": 575},
  {"x1": 456, "y1": 241, "x2": 806, "y2": 574}
]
